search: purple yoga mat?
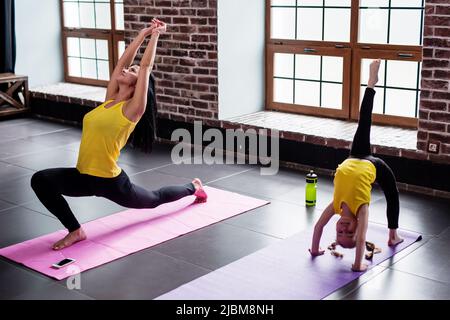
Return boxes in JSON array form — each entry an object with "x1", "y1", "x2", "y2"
[
  {"x1": 0, "y1": 186, "x2": 269, "y2": 280},
  {"x1": 156, "y1": 217, "x2": 421, "y2": 300}
]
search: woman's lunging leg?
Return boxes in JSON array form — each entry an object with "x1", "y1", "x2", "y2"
[
  {"x1": 31, "y1": 168, "x2": 91, "y2": 232},
  {"x1": 132, "y1": 183, "x2": 196, "y2": 208},
  {"x1": 31, "y1": 168, "x2": 92, "y2": 250},
  {"x1": 101, "y1": 171, "x2": 206, "y2": 209}
]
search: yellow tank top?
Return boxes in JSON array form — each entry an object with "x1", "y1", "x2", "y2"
[
  {"x1": 76, "y1": 100, "x2": 137, "y2": 178},
  {"x1": 333, "y1": 158, "x2": 376, "y2": 216}
]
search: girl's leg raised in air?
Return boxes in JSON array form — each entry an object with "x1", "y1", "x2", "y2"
[{"x1": 349, "y1": 59, "x2": 381, "y2": 158}]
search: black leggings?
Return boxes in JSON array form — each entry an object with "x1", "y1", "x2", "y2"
[
  {"x1": 349, "y1": 88, "x2": 399, "y2": 229},
  {"x1": 31, "y1": 168, "x2": 196, "y2": 232}
]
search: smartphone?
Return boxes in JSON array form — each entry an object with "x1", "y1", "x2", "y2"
[{"x1": 52, "y1": 258, "x2": 76, "y2": 269}]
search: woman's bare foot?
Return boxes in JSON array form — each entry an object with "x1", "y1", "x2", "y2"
[
  {"x1": 52, "y1": 228, "x2": 87, "y2": 250},
  {"x1": 192, "y1": 178, "x2": 207, "y2": 203},
  {"x1": 388, "y1": 229, "x2": 404, "y2": 246},
  {"x1": 368, "y1": 59, "x2": 381, "y2": 88}
]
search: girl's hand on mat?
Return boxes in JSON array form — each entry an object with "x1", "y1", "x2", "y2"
[
  {"x1": 351, "y1": 263, "x2": 368, "y2": 272},
  {"x1": 309, "y1": 248, "x2": 325, "y2": 257}
]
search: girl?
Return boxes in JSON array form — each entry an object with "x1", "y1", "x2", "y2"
[
  {"x1": 31, "y1": 19, "x2": 207, "y2": 250},
  {"x1": 309, "y1": 59, "x2": 403, "y2": 272}
]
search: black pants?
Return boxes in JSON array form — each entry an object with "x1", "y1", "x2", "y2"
[
  {"x1": 31, "y1": 168, "x2": 196, "y2": 232},
  {"x1": 349, "y1": 88, "x2": 399, "y2": 229}
]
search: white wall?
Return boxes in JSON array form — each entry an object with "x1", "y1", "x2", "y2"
[
  {"x1": 218, "y1": 0, "x2": 265, "y2": 120},
  {"x1": 14, "y1": 0, "x2": 63, "y2": 87}
]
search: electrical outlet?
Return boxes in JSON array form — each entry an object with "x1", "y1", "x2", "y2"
[{"x1": 428, "y1": 141, "x2": 440, "y2": 154}]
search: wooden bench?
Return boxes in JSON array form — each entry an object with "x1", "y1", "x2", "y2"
[{"x1": 0, "y1": 73, "x2": 30, "y2": 117}]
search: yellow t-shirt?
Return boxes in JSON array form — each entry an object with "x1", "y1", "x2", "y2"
[
  {"x1": 76, "y1": 100, "x2": 137, "y2": 178},
  {"x1": 333, "y1": 158, "x2": 376, "y2": 216}
]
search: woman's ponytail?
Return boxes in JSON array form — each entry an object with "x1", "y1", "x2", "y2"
[{"x1": 129, "y1": 73, "x2": 157, "y2": 153}]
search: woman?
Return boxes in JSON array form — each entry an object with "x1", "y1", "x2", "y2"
[
  {"x1": 309, "y1": 59, "x2": 403, "y2": 272},
  {"x1": 31, "y1": 19, "x2": 207, "y2": 250}
]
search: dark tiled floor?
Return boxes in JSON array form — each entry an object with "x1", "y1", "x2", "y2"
[
  {"x1": 152, "y1": 223, "x2": 279, "y2": 270},
  {"x1": 341, "y1": 269, "x2": 450, "y2": 300},
  {"x1": 10, "y1": 283, "x2": 94, "y2": 300},
  {"x1": 0, "y1": 199, "x2": 16, "y2": 212},
  {"x1": 0, "y1": 206, "x2": 62, "y2": 248},
  {"x1": 0, "y1": 161, "x2": 35, "y2": 182},
  {"x1": 71, "y1": 250, "x2": 210, "y2": 300},
  {"x1": 0, "y1": 117, "x2": 449, "y2": 300},
  {"x1": 0, "y1": 258, "x2": 52, "y2": 299}
]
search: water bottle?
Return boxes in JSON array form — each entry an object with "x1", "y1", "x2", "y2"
[{"x1": 305, "y1": 170, "x2": 317, "y2": 207}]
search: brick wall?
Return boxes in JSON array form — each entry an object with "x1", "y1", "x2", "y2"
[
  {"x1": 124, "y1": 0, "x2": 218, "y2": 122},
  {"x1": 418, "y1": 0, "x2": 450, "y2": 156},
  {"x1": 123, "y1": 0, "x2": 450, "y2": 160}
]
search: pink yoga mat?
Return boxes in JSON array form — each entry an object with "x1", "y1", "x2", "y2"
[
  {"x1": 156, "y1": 216, "x2": 422, "y2": 300},
  {"x1": 0, "y1": 186, "x2": 269, "y2": 280}
]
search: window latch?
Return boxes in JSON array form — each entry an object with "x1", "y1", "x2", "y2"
[
  {"x1": 303, "y1": 48, "x2": 316, "y2": 53},
  {"x1": 361, "y1": 46, "x2": 371, "y2": 49},
  {"x1": 335, "y1": 44, "x2": 345, "y2": 48},
  {"x1": 398, "y1": 53, "x2": 414, "y2": 58}
]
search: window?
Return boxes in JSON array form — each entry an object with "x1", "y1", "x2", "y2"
[
  {"x1": 266, "y1": 0, "x2": 424, "y2": 127},
  {"x1": 61, "y1": 0, "x2": 125, "y2": 86}
]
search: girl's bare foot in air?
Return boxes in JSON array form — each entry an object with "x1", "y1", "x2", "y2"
[
  {"x1": 388, "y1": 229, "x2": 404, "y2": 246},
  {"x1": 52, "y1": 228, "x2": 87, "y2": 250},
  {"x1": 192, "y1": 178, "x2": 207, "y2": 203},
  {"x1": 368, "y1": 59, "x2": 381, "y2": 88}
]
